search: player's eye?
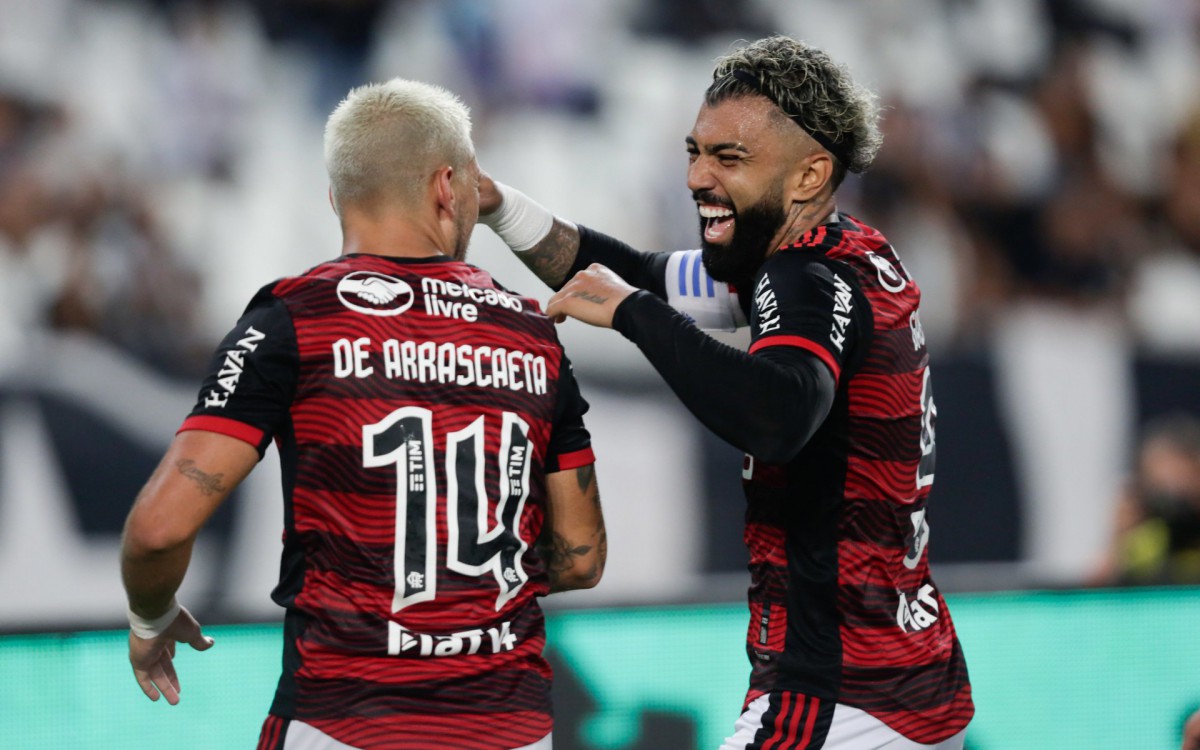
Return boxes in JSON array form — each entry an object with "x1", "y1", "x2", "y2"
[{"x1": 718, "y1": 153, "x2": 742, "y2": 164}]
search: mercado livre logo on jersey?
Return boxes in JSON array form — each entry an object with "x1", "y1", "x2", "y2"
[{"x1": 336, "y1": 271, "x2": 416, "y2": 316}]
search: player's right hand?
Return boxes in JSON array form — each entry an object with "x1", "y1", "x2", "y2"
[
  {"x1": 128, "y1": 606, "x2": 214, "y2": 705},
  {"x1": 546, "y1": 263, "x2": 636, "y2": 328}
]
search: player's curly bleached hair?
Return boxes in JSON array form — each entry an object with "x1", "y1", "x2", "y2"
[
  {"x1": 708, "y1": 36, "x2": 882, "y2": 186},
  {"x1": 324, "y1": 78, "x2": 474, "y2": 211}
]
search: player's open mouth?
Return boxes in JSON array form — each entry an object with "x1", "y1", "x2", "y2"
[{"x1": 699, "y1": 204, "x2": 736, "y2": 243}]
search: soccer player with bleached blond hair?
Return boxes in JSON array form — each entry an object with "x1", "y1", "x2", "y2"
[{"x1": 122, "y1": 78, "x2": 606, "y2": 750}]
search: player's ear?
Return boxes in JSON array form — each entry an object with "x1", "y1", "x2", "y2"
[
  {"x1": 791, "y1": 150, "x2": 833, "y2": 203},
  {"x1": 433, "y1": 166, "x2": 456, "y2": 217},
  {"x1": 328, "y1": 186, "x2": 338, "y2": 216}
]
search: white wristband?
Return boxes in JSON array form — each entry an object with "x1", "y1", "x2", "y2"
[
  {"x1": 128, "y1": 598, "x2": 182, "y2": 639},
  {"x1": 480, "y1": 182, "x2": 554, "y2": 253}
]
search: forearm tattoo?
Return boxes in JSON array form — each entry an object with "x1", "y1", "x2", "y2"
[
  {"x1": 517, "y1": 218, "x2": 581, "y2": 288},
  {"x1": 539, "y1": 530, "x2": 591, "y2": 592},
  {"x1": 175, "y1": 459, "x2": 228, "y2": 497},
  {"x1": 539, "y1": 465, "x2": 605, "y2": 592},
  {"x1": 541, "y1": 531, "x2": 594, "y2": 575}
]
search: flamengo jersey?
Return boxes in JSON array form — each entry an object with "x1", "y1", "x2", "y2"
[
  {"x1": 180, "y1": 253, "x2": 594, "y2": 750},
  {"x1": 737, "y1": 215, "x2": 973, "y2": 743}
]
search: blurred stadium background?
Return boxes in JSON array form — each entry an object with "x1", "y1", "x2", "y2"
[{"x1": 2, "y1": 0, "x2": 1199, "y2": 747}]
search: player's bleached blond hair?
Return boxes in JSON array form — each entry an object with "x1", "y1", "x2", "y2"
[
  {"x1": 324, "y1": 78, "x2": 474, "y2": 211},
  {"x1": 708, "y1": 36, "x2": 882, "y2": 186}
]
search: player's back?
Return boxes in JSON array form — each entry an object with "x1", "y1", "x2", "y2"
[{"x1": 266, "y1": 253, "x2": 569, "y2": 749}]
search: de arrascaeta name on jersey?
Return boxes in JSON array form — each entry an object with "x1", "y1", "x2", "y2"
[{"x1": 334, "y1": 337, "x2": 548, "y2": 396}]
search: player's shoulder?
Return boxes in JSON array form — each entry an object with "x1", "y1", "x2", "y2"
[
  {"x1": 265, "y1": 254, "x2": 355, "y2": 298},
  {"x1": 788, "y1": 213, "x2": 890, "y2": 262},
  {"x1": 461, "y1": 263, "x2": 547, "y2": 317},
  {"x1": 763, "y1": 242, "x2": 857, "y2": 291},
  {"x1": 816, "y1": 215, "x2": 916, "y2": 295}
]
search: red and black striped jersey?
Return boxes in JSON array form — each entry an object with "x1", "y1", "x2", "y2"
[
  {"x1": 181, "y1": 253, "x2": 593, "y2": 750},
  {"x1": 738, "y1": 215, "x2": 973, "y2": 743}
]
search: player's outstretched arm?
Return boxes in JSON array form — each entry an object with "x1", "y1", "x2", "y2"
[
  {"x1": 121, "y1": 430, "x2": 258, "y2": 704},
  {"x1": 479, "y1": 174, "x2": 671, "y2": 296},
  {"x1": 538, "y1": 464, "x2": 606, "y2": 593},
  {"x1": 478, "y1": 173, "x2": 581, "y2": 289}
]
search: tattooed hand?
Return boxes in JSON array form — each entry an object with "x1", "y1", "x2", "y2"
[{"x1": 545, "y1": 264, "x2": 637, "y2": 329}]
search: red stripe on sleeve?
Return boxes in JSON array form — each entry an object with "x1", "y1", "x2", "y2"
[
  {"x1": 178, "y1": 415, "x2": 265, "y2": 447},
  {"x1": 554, "y1": 447, "x2": 595, "y2": 471},
  {"x1": 748, "y1": 335, "x2": 841, "y2": 384}
]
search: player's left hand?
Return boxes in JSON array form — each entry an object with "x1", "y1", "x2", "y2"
[
  {"x1": 129, "y1": 605, "x2": 214, "y2": 705},
  {"x1": 546, "y1": 264, "x2": 636, "y2": 329}
]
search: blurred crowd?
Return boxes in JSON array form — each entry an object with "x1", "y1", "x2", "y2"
[
  {"x1": 1, "y1": 0, "x2": 1198, "y2": 583},
  {"x1": 3, "y1": 0, "x2": 1199, "y2": 365}
]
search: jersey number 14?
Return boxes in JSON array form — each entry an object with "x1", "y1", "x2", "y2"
[{"x1": 364, "y1": 407, "x2": 533, "y2": 613}]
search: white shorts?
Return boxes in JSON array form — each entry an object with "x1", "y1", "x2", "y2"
[
  {"x1": 720, "y1": 693, "x2": 967, "y2": 750},
  {"x1": 269, "y1": 718, "x2": 552, "y2": 750}
]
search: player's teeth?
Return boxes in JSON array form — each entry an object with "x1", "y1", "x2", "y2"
[{"x1": 698, "y1": 205, "x2": 734, "y2": 219}]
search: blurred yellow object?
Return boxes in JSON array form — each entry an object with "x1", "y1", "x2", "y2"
[{"x1": 1120, "y1": 518, "x2": 1200, "y2": 584}]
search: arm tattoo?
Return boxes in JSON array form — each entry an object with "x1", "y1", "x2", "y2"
[
  {"x1": 516, "y1": 218, "x2": 581, "y2": 288},
  {"x1": 577, "y1": 528, "x2": 606, "y2": 585},
  {"x1": 576, "y1": 464, "x2": 596, "y2": 494},
  {"x1": 175, "y1": 459, "x2": 228, "y2": 497},
  {"x1": 539, "y1": 466, "x2": 604, "y2": 591},
  {"x1": 538, "y1": 530, "x2": 593, "y2": 591}
]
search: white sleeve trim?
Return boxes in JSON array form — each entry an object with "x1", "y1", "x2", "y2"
[{"x1": 663, "y1": 250, "x2": 747, "y2": 331}]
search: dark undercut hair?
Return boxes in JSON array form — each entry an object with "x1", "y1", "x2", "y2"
[{"x1": 707, "y1": 36, "x2": 883, "y2": 188}]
